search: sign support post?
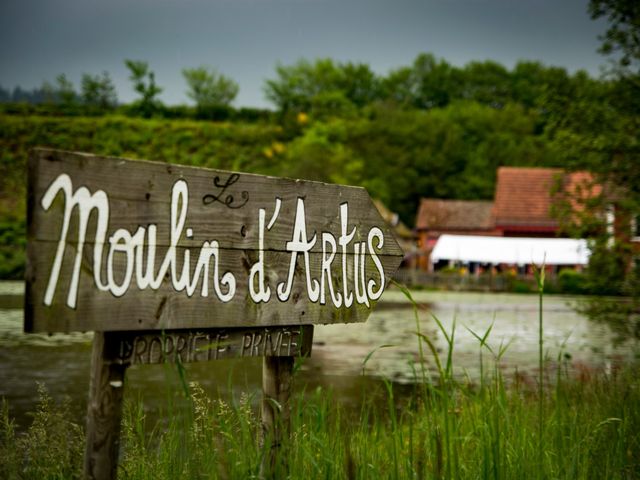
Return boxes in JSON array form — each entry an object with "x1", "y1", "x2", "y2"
[
  {"x1": 84, "y1": 332, "x2": 128, "y2": 480},
  {"x1": 261, "y1": 355, "x2": 295, "y2": 477}
]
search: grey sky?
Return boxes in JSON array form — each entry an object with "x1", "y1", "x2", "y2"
[{"x1": 0, "y1": 0, "x2": 607, "y2": 108}]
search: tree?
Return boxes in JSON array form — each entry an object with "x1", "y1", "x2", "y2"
[
  {"x1": 39, "y1": 80, "x2": 56, "y2": 104},
  {"x1": 125, "y1": 59, "x2": 162, "y2": 117},
  {"x1": 264, "y1": 58, "x2": 343, "y2": 114},
  {"x1": 381, "y1": 66, "x2": 415, "y2": 106},
  {"x1": 81, "y1": 72, "x2": 117, "y2": 110},
  {"x1": 546, "y1": 0, "x2": 640, "y2": 303},
  {"x1": 182, "y1": 67, "x2": 239, "y2": 109},
  {"x1": 584, "y1": 0, "x2": 640, "y2": 217},
  {"x1": 459, "y1": 60, "x2": 511, "y2": 108},
  {"x1": 55, "y1": 74, "x2": 77, "y2": 107},
  {"x1": 35, "y1": 74, "x2": 78, "y2": 107},
  {"x1": 383, "y1": 53, "x2": 460, "y2": 109},
  {"x1": 282, "y1": 120, "x2": 357, "y2": 184},
  {"x1": 263, "y1": 58, "x2": 381, "y2": 115},
  {"x1": 589, "y1": 0, "x2": 640, "y2": 73},
  {"x1": 337, "y1": 62, "x2": 382, "y2": 108},
  {"x1": 410, "y1": 53, "x2": 461, "y2": 109}
]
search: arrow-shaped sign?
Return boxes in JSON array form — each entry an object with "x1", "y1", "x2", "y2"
[{"x1": 25, "y1": 148, "x2": 404, "y2": 333}]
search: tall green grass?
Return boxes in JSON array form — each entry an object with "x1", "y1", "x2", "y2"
[{"x1": 2, "y1": 286, "x2": 639, "y2": 479}]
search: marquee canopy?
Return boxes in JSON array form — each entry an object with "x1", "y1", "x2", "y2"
[{"x1": 431, "y1": 235, "x2": 590, "y2": 266}]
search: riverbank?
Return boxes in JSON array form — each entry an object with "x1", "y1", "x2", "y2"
[{"x1": 394, "y1": 268, "x2": 599, "y2": 295}]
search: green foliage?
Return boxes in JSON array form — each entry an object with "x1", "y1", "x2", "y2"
[
  {"x1": 264, "y1": 58, "x2": 380, "y2": 115},
  {"x1": 279, "y1": 101, "x2": 544, "y2": 223},
  {"x1": 384, "y1": 53, "x2": 463, "y2": 109},
  {"x1": 0, "y1": 400, "x2": 19, "y2": 479},
  {"x1": 125, "y1": 60, "x2": 163, "y2": 118},
  {"x1": 0, "y1": 216, "x2": 26, "y2": 279},
  {"x1": 34, "y1": 74, "x2": 79, "y2": 112},
  {"x1": 182, "y1": 67, "x2": 239, "y2": 111},
  {"x1": 0, "y1": 114, "x2": 284, "y2": 194},
  {"x1": 589, "y1": 0, "x2": 640, "y2": 72},
  {"x1": 509, "y1": 278, "x2": 535, "y2": 294},
  {"x1": 339, "y1": 101, "x2": 554, "y2": 223},
  {"x1": 585, "y1": 241, "x2": 630, "y2": 296},
  {"x1": 264, "y1": 53, "x2": 599, "y2": 119},
  {"x1": 542, "y1": 4, "x2": 640, "y2": 298},
  {"x1": 2, "y1": 285, "x2": 640, "y2": 477},
  {"x1": 0, "y1": 384, "x2": 84, "y2": 479},
  {"x1": 81, "y1": 71, "x2": 118, "y2": 111},
  {"x1": 55, "y1": 74, "x2": 77, "y2": 107},
  {"x1": 281, "y1": 120, "x2": 356, "y2": 184},
  {"x1": 556, "y1": 269, "x2": 590, "y2": 295}
]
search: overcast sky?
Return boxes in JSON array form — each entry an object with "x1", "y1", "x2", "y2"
[{"x1": 0, "y1": 0, "x2": 607, "y2": 108}]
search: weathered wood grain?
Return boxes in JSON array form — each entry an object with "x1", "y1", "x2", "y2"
[
  {"x1": 26, "y1": 148, "x2": 404, "y2": 333},
  {"x1": 84, "y1": 332, "x2": 127, "y2": 480},
  {"x1": 261, "y1": 356, "x2": 294, "y2": 478}
]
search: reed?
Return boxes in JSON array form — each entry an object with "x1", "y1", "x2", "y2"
[{"x1": 2, "y1": 287, "x2": 639, "y2": 479}]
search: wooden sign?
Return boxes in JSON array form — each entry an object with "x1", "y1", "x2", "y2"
[
  {"x1": 25, "y1": 148, "x2": 403, "y2": 333},
  {"x1": 103, "y1": 325, "x2": 314, "y2": 365},
  {"x1": 25, "y1": 148, "x2": 404, "y2": 479}
]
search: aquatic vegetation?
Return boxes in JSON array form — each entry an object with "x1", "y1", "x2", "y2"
[{"x1": 1, "y1": 289, "x2": 639, "y2": 479}]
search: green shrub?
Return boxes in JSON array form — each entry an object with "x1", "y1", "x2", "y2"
[
  {"x1": 511, "y1": 280, "x2": 534, "y2": 293},
  {"x1": 0, "y1": 217, "x2": 26, "y2": 280},
  {"x1": 557, "y1": 268, "x2": 589, "y2": 294}
]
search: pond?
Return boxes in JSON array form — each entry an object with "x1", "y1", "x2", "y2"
[{"x1": 1, "y1": 281, "x2": 637, "y2": 429}]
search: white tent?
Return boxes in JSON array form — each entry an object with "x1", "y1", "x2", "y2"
[{"x1": 431, "y1": 234, "x2": 590, "y2": 266}]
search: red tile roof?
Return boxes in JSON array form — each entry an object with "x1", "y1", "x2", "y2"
[
  {"x1": 493, "y1": 167, "x2": 563, "y2": 228},
  {"x1": 416, "y1": 199, "x2": 495, "y2": 231}
]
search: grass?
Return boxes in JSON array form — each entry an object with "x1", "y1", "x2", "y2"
[{"x1": 2, "y1": 286, "x2": 640, "y2": 479}]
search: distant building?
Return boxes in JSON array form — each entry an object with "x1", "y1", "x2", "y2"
[
  {"x1": 414, "y1": 167, "x2": 604, "y2": 270},
  {"x1": 414, "y1": 199, "x2": 497, "y2": 270},
  {"x1": 492, "y1": 167, "x2": 562, "y2": 237},
  {"x1": 492, "y1": 167, "x2": 601, "y2": 237}
]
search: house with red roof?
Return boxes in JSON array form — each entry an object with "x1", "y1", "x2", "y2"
[
  {"x1": 493, "y1": 167, "x2": 601, "y2": 237},
  {"x1": 492, "y1": 167, "x2": 562, "y2": 237},
  {"x1": 414, "y1": 167, "x2": 603, "y2": 270}
]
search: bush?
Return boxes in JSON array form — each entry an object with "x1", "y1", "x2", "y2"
[
  {"x1": 557, "y1": 269, "x2": 589, "y2": 295},
  {"x1": 0, "y1": 217, "x2": 26, "y2": 280}
]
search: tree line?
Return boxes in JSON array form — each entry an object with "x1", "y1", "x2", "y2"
[
  {"x1": 0, "y1": 54, "x2": 610, "y2": 120},
  {"x1": 0, "y1": 60, "x2": 246, "y2": 120}
]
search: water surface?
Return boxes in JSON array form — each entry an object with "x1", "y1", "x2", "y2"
[{"x1": 1, "y1": 282, "x2": 637, "y2": 428}]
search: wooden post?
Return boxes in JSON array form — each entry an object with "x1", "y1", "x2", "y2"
[
  {"x1": 260, "y1": 355, "x2": 294, "y2": 478},
  {"x1": 84, "y1": 332, "x2": 128, "y2": 480}
]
